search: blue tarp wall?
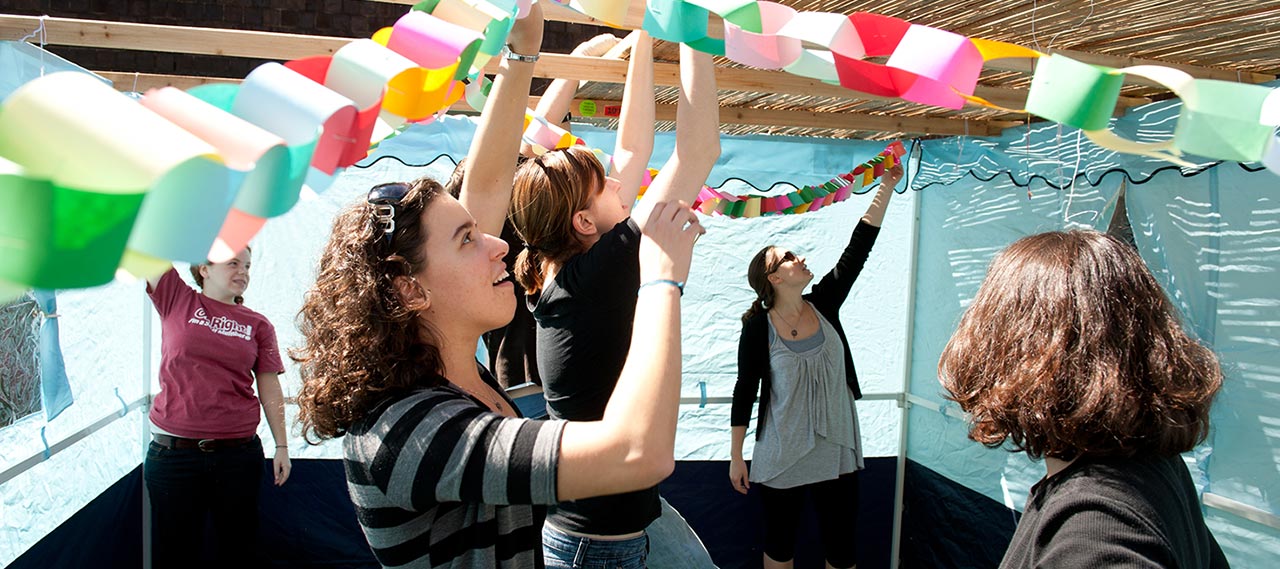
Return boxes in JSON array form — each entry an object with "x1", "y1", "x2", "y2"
[{"x1": 2, "y1": 46, "x2": 1278, "y2": 566}]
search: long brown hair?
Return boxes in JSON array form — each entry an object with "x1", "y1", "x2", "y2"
[
  {"x1": 938, "y1": 230, "x2": 1222, "y2": 460},
  {"x1": 191, "y1": 245, "x2": 251, "y2": 305},
  {"x1": 509, "y1": 146, "x2": 606, "y2": 294},
  {"x1": 292, "y1": 178, "x2": 446, "y2": 442},
  {"x1": 742, "y1": 246, "x2": 780, "y2": 323}
]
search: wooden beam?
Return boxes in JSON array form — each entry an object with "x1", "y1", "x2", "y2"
[
  {"x1": 488, "y1": 52, "x2": 1148, "y2": 111},
  {"x1": 95, "y1": 71, "x2": 240, "y2": 91},
  {"x1": 0, "y1": 14, "x2": 349, "y2": 60},
  {"x1": 99, "y1": 72, "x2": 1010, "y2": 136},
  {"x1": 503, "y1": 97, "x2": 1014, "y2": 136}
]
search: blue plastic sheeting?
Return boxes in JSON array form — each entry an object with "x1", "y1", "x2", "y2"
[
  {"x1": 0, "y1": 41, "x2": 109, "y2": 102},
  {"x1": 904, "y1": 89, "x2": 1280, "y2": 566},
  {"x1": 337, "y1": 118, "x2": 917, "y2": 462},
  {"x1": 32, "y1": 290, "x2": 73, "y2": 421},
  {"x1": 0, "y1": 281, "x2": 146, "y2": 565}
]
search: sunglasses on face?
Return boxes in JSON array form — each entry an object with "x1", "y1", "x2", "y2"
[
  {"x1": 770, "y1": 251, "x2": 797, "y2": 273},
  {"x1": 368, "y1": 182, "x2": 412, "y2": 244}
]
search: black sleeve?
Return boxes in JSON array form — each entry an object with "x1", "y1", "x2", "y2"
[
  {"x1": 556, "y1": 218, "x2": 641, "y2": 301},
  {"x1": 1028, "y1": 497, "x2": 1175, "y2": 569},
  {"x1": 805, "y1": 221, "x2": 881, "y2": 313},
  {"x1": 731, "y1": 318, "x2": 764, "y2": 427}
]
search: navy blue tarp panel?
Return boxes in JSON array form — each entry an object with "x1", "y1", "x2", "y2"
[
  {"x1": 259, "y1": 459, "x2": 378, "y2": 568},
  {"x1": 10, "y1": 464, "x2": 143, "y2": 569},
  {"x1": 661, "y1": 458, "x2": 896, "y2": 569},
  {"x1": 900, "y1": 459, "x2": 1017, "y2": 569},
  {"x1": 15, "y1": 457, "x2": 894, "y2": 569}
]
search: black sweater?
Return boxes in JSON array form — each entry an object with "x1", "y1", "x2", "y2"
[
  {"x1": 1001, "y1": 454, "x2": 1229, "y2": 569},
  {"x1": 731, "y1": 221, "x2": 881, "y2": 438}
]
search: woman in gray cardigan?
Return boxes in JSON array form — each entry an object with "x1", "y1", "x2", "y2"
[{"x1": 729, "y1": 164, "x2": 901, "y2": 569}]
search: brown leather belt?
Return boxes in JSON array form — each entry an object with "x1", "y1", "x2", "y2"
[{"x1": 152, "y1": 433, "x2": 257, "y2": 452}]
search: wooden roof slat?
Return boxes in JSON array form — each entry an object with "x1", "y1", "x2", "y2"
[{"x1": 0, "y1": 14, "x2": 347, "y2": 61}]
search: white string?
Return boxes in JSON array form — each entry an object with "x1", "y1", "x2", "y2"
[
  {"x1": 1030, "y1": 0, "x2": 1041, "y2": 51},
  {"x1": 132, "y1": 71, "x2": 140, "y2": 93},
  {"x1": 1047, "y1": 0, "x2": 1094, "y2": 50},
  {"x1": 1062, "y1": 129, "x2": 1086, "y2": 224},
  {"x1": 17, "y1": 15, "x2": 49, "y2": 77}
]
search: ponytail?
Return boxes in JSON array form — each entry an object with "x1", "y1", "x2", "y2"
[
  {"x1": 514, "y1": 247, "x2": 546, "y2": 295},
  {"x1": 742, "y1": 246, "x2": 777, "y2": 323},
  {"x1": 741, "y1": 297, "x2": 768, "y2": 324}
]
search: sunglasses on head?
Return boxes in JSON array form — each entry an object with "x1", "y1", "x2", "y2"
[{"x1": 368, "y1": 182, "x2": 412, "y2": 244}]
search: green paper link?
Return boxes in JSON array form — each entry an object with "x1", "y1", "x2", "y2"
[
  {"x1": 644, "y1": 0, "x2": 724, "y2": 56},
  {"x1": 797, "y1": 188, "x2": 815, "y2": 202},
  {"x1": 1174, "y1": 79, "x2": 1276, "y2": 162},
  {"x1": 0, "y1": 175, "x2": 145, "y2": 289},
  {"x1": 1025, "y1": 54, "x2": 1123, "y2": 132},
  {"x1": 687, "y1": 0, "x2": 762, "y2": 33}
]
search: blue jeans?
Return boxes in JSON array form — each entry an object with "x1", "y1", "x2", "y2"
[
  {"x1": 542, "y1": 522, "x2": 649, "y2": 569},
  {"x1": 144, "y1": 435, "x2": 264, "y2": 568}
]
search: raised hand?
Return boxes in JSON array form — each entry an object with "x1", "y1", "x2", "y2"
[
  {"x1": 506, "y1": 1, "x2": 544, "y2": 56},
  {"x1": 639, "y1": 200, "x2": 704, "y2": 286}
]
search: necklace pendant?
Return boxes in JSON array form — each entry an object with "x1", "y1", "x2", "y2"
[{"x1": 790, "y1": 329, "x2": 798, "y2": 338}]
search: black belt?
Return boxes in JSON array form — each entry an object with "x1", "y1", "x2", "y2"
[{"x1": 152, "y1": 433, "x2": 257, "y2": 452}]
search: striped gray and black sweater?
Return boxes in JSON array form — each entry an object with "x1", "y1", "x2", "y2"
[{"x1": 343, "y1": 385, "x2": 565, "y2": 568}]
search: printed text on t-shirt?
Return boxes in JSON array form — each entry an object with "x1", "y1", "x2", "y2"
[{"x1": 187, "y1": 307, "x2": 253, "y2": 340}]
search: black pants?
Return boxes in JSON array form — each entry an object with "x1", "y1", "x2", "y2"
[
  {"x1": 759, "y1": 472, "x2": 859, "y2": 568},
  {"x1": 143, "y1": 435, "x2": 264, "y2": 569}
]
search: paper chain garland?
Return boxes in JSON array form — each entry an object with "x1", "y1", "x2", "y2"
[
  {"x1": 2, "y1": 0, "x2": 1278, "y2": 297},
  {"x1": 524, "y1": 113, "x2": 906, "y2": 218},
  {"x1": 688, "y1": 141, "x2": 906, "y2": 218}
]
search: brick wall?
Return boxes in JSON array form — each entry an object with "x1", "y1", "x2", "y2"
[{"x1": 9, "y1": 0, "x2": 616, "y2": 89}]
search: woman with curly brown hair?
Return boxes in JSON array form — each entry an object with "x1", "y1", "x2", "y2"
[
  {"x1": 292, "y1": 171, "x2": 703, "y2": 568},
  {"x1": 938, "y1": 230, "x2": 1229, "y2": 569}
]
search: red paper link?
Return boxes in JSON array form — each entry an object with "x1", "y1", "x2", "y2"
[
  {"x1": 832, "y1": 13, "x2": 917, "y2": 98},
  {"x1": 285, "y1": 57, "x2": 379, "y2": 170}
]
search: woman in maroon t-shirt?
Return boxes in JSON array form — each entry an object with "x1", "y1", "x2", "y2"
[{"x1": 143, "y1": 246, "x2": 288, "y2": 567}]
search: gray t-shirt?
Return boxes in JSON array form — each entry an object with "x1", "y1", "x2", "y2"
[{"x1": 749, "y1": 304, "x2": 863, "y2": 488}]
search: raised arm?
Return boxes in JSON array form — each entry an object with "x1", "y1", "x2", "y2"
[
  {"x1": 556, "y1": 201, "x2": 703, "y2": 500},
  {"x1": 806, "y1": 164, "x2": 903, "y2": 309},
  {"x1": 611, "y1": 31, "x2": 655, "y2": 205},
  {"x1": 631, "y1": 45, "x2": 720, "y2": 230},
  {"x1": 457, "y1": 5, "x2": 543, "y2": 236},
  {"x1": 861, "y1": 164, "x2": 902, "y2": 227}
]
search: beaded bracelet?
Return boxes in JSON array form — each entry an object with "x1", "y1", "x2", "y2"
[{"x1": 638, "y1": 279, "x2": 684, "y2": 296}]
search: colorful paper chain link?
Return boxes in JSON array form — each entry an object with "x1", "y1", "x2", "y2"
[
  {"x1": 0, "y1": 0, "x2": 530, "y2": 294},
  {"x1": 522, "y1": 111, "x2": 614, "y2": 168},
  {"x1": 553, "y1": 0, "x2": 1280, "y2": 170},
  {"x1": 3, "y1": 0, "x2": 1278, "y2": 298}
]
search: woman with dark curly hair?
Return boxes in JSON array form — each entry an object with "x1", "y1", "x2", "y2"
[
  {"x1": 291, "y1": 173, "x2": 702, "y2": 568},
  {"x1": 938, "y1": 230, "x2": 1229, "y2": 569}
]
